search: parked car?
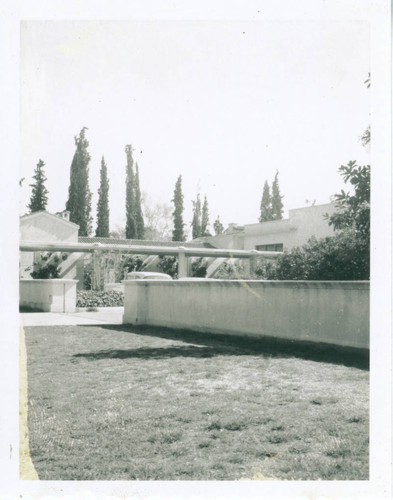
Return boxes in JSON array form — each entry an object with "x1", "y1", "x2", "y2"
[{"x1": 126, "y1": 271, "x2": 173, "y2": 280}]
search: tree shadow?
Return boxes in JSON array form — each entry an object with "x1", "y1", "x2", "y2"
[{"x1": 77, "y1": 324, "x2": 369, "y2": 370}]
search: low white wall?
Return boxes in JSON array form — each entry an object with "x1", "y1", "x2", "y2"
[
  {"x1": 123, "y1": 280, "x2": 369, "y2": 349},
  {"x1": 20, "y1": 279, "x2": 78, "y2": 313}
]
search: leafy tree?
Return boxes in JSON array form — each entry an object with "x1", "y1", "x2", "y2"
[
  {"x1": 95, "y1": 156, "x2": 110, "y2": 237},
  {"x1": 134, "y1": 162, "x2": 145, "y2": 239},
  {"x1": 172, "y1": 175, "x2": 185, "y2": 241},
  {"x1": 191, "y1": 193, "x2": 202, "y2": 239},
  {"x1": 259, "y1": 160, "x2": 371, "y2": 281},
  {"x1": 258, "y1": 231, "x2": 369, "y2": 280},
  {"x1": 28, "y1": 159, "x2": 49, "y2": 212},
  {"x1": 142, "y1": 192, "x2": 172, "y2": 241},
  {"x1": 328, "y1": 161, "x2": 370, "y2": 243},
  {"x1": 259, "y1": 180, "x2": 272, "y2": 222},
  {"x1": 271, "y1": 171, "x2": 284, "y2": 220},
  {"x1": 213, "y1": 216, "x2": 224, "y2": 235},
  {"x1": 65, "y1": 127, "x2": 92, "y2": 236},
  {"x1": 125, "y1": 145, "x2": 137, "y2": 239},
  {"x1": 201, "y1": 195, "x2": 211, "y2": 236}
]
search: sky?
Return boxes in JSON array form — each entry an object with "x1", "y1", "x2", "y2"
[{"x1": 20, "y1": 19, "x2": 370, "y2": 236}]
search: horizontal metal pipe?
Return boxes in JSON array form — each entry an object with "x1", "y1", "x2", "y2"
[{"x1": 19, "y1": 240, "x2": 282, "y2": 259}]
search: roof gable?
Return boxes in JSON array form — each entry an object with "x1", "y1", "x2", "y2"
[{"x1": 20, "y1": 211, "x2": 80, "y2": 229}]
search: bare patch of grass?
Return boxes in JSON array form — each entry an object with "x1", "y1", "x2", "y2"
[{"x1": 24, "y1": 324, "x2": 369, "y2": 480}]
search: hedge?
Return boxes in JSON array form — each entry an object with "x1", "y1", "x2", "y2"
[{"x1": 76, "y1": 290, "x2": 124, "y2": 308}]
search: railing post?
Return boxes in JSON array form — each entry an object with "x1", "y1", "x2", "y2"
[
  {"x1": 249, "y1": 250, "x2": 259, "y2": 275},
  {"x1": 178, "y1": 247, "x2": 189, "y2": 278}
]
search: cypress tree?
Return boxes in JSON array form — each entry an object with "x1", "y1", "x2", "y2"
[
  {"x1": 65, "y1": 127, "x2": 92, "y2": 236},
  {"x1": 28, "y1": 159, "x2": 49, "y2": 212},
  {"x1": 134, "y1": 162, "x2": 145, "y2": 239},
  {"x1": 95, "y1": 156, "x2": 110, "y2": 237},
  {"x1": 201, "y1": 195, "x2": 210, "y2": 236},
  {"x1": 191, "y1": 193, "x2": 202, "y2": 239},
  {"x1": 172, "y1": 175, "x2": 185, "y2": 241},
  {"x1": 125, "y1": 145, "x2": 137, "y2": 239},
  {"x1": 271, "y1": 171, "x2": 284, "y2": 220},
  {"x1": 259, "y1": 180, "x2": 272, "y2": 222}
]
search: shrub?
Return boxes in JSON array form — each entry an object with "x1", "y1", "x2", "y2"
[
  {"x1": 256, "y1": 230, "x2": 369, "y2": 280},
  {"x1": 121, "y1": 255, "x2": 144, "y2": 277},
  {"x1": 191, "y1": 257, "x2": 208, "y2": 278},
  {"x1": 76, "y1": 290, "x2": 124, "y2": 308},
  {"x1": 30, "y1": 252, "x2": 68, "y2": 279},
  {"x1": 157, "y1": 256, "x2": 178, "y2": 278}
]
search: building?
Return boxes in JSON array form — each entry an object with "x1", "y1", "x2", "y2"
[
  {"x1": 19, "y1": 210, "x2": 83, "y2": 281},
  {"x1": 203, "y1": 203, "x2": 336, "y2": 252}
]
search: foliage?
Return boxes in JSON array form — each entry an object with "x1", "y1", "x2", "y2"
[
  {"x1": 76, "y1": 290, "x2": 124, "y2": 308},
  {"x1": 125, "y1": 145, "x2": 137, "y2": 239},
  {"x1": 95, "y1": 156, "x2": 110, "y2": 237},
  {"x1": 191, "y1": 257, "x2": 208, "y2": 277},
  {"x1": 191, "y1": 193, "x2": 202, "y2": 239},
  {"x1": 172, "y1": 175, "x2": 185, "y2": 241},
  {"x1": 327, "y1": 161, "x2": 370, "y2": 243},
  {"x1": 201, "y1": 196, "x2": 211, "y2": 236},
  {"x1": 83, "y1": 259, "x2": 94, "y2": 290},
  {"x1": 157, "y1": 255, "x2": 178, "y2": 278},
  {"x1": 65, "y1": 127, "x2": 92, "y2": 236},
  {"x1": 259, "y1": 173, "x2": 284, "y2": 222},
  {"x1": 360, "y1": 126, "x2": 370, "y2": 149},
  {"x1": 259, "y1": 180, "x2": 272, "y2": 222},
  {"x1": 213, "y1": 216, "x2": 224, "y2": 235},
  {"x1": 28, "y1": 159, "x2": 49, "y2": 213},
  {"x1": 121, "y1": 255, "x2": 144, "y2": 275},
  {"x1": 109, "y1": 225, "x2": 126, "y2": 239},
  {"x1": 271, "y1": 171, "x2": 284, "y2": 220},
  {"x1": 134, "y1": 162, "x2": 145, "y2": 239},
  {"x1": 84, "y1": 252, "x2": 145, "y2": 290},
  {"x1": 213, "y1": 261, "x2": 251, "y2": 280},
  {"x1": 30, "y1": 252, "x2": 68, "y2": 279},
  {"x1": 31, "y1": 264, "x2": 60, "y2": 279},
  {"x1": 259, "y1": 231, "x2": 369, "y2": 280},
  {"x1": 142, "y1": 193, "x2": 173, "y2": 240}
]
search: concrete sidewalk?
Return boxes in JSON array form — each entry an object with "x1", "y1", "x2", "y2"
[{"x1": 20, "y1": 307, "x2": 124, "y2": 326}]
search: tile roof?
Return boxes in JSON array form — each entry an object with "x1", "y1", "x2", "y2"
[{"x1": 78, "y1": 236, "x2": 214, "y2": 248}]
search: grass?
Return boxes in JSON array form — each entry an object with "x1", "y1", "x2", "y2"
[{"x1": 24, "y1": 324, "x2": 369, "y2": 480}]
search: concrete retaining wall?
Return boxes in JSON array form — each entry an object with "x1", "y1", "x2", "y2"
[
  {"x1": 20, "y1": 279, "x2": 78, "y2": 313},
  {"x1": 122, "y1": 280, "x2": 369, "y2": 349}
]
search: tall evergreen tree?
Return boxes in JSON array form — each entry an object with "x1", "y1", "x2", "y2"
[
  {"x1": 191, "y1": 193, "x2": 202, "y2": 239},
  {"x1": 271, "y1": 171, "x2": 284, "y2": 220},
  {"x1": 65, "y1": 127, "x2": 92, "y2": 236},
  {"x1": 201, "y1": 195, "x2": 210, "y2": 236},
  {"x1": 125, "y1": 145, "x2": 137, "y2": 239},
  {"x1": 134, "y1": 162, "x2": 145, "y2": 239},
  {"x1": 28, "y1": 159, "x2": 49, "y2": 212},
  {"x1": 172, "y1": 175, "x2": 185, "y2": 241},
  {"x1": 213, "y1": 216, "x2": 224, "y2": 235},
  {"x1": 259, "y1": 180, "x2": 272, "y2": 222},
  {"x1": 95, "y1": 156, "x2": 110, "y2": 237}
]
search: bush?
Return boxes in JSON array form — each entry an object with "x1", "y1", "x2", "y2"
[
  {"x1": 157, "y1": 256, "x2": 178, "y2": 278},
  {"x1": 76, "y1": 290, "x2": 124, "y2": 308},
  {"x1": 191, "y1": 257, "x2": 208, "y2": 278},
  {"x1": 30, "y1": 251, "x2": 68, "y2": 279},
  {"x1": 257, "y1": 230, "x2": 369, "y2": 280}
]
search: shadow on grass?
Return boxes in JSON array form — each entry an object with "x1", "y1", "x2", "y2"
[{"x1": 75, "y1": 324, "x2": 369, "y2": 370}]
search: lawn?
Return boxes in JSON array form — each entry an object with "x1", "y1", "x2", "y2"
[{"x1": 24, "y1": 324, "x2": 369, "y2": 481}]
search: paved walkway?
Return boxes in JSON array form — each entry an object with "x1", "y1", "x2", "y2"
[{"x1": 20, "y1": 307, "x2": 124, "y2": 326}]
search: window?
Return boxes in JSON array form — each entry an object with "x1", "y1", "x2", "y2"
[{"x1": 255, "y1": 243, "x2": 283, "y2": 252}]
